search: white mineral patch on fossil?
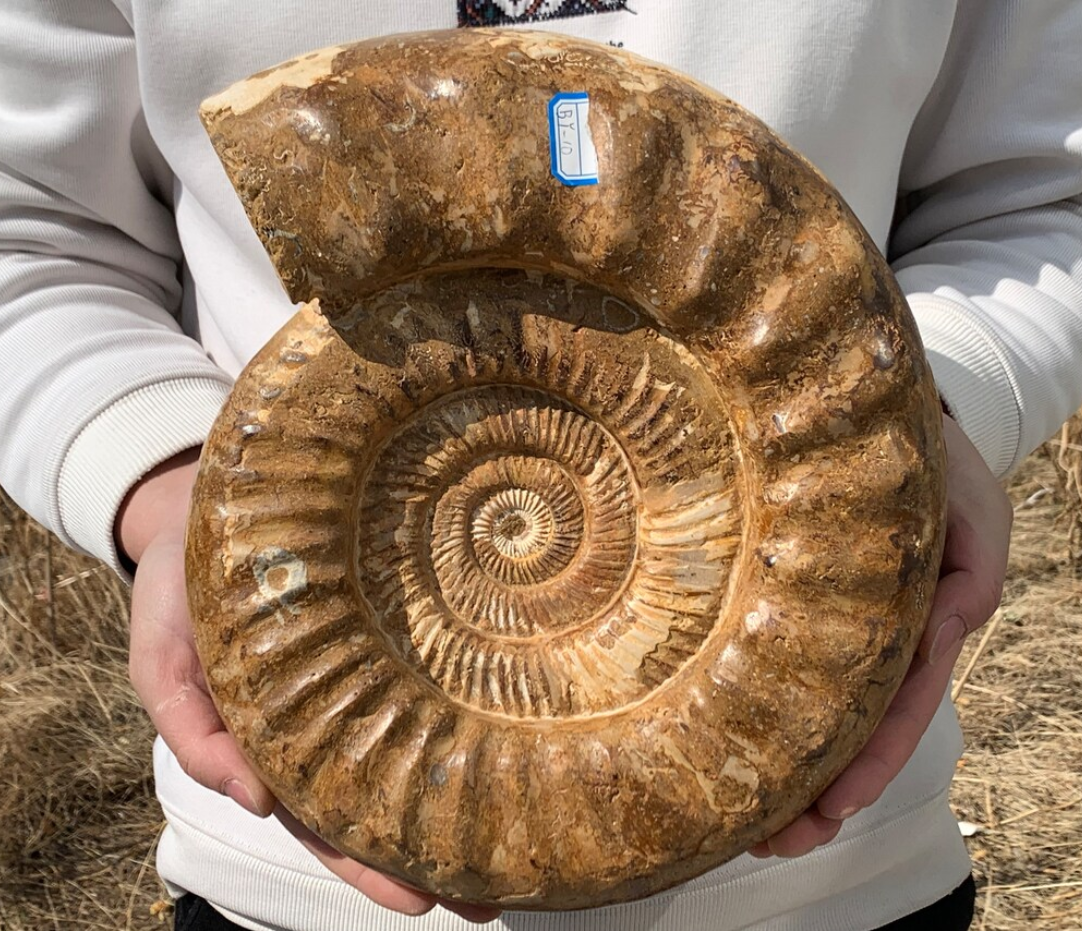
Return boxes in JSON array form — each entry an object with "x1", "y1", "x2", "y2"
[{"x1": 253, "y1": 547, "x2": 308, "y2": 614}]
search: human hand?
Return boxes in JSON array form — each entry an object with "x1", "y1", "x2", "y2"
[
  {"x1": 749, "y1": 414, "x2": 1013, "y2": 858},
  {"x1": 118, "y1": 449, "x2": 500, "y2": 922}
]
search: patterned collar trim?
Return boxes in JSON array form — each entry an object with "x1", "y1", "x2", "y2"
[{"x1": 459, "y1": 1, "x2": 631, "y2": 28}]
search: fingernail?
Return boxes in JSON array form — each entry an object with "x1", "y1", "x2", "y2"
[
  {"x1": 224, "y1": 779, "x2": 261, "y2": 816},
  {"x1": 929, "y1": 614, "x2": 966, "y2": 665},
  {"x1": 835, "y1": 806, "x2": 858, "y2": 820}
]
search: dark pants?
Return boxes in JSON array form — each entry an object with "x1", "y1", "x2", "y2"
[{"x1": 174, "y1": 875, "x2": 976, "y2": 930}]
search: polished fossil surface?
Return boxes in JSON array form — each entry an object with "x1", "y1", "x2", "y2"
[{"x1": 188, "y1": 29, "x2": 947, "y2": 910}]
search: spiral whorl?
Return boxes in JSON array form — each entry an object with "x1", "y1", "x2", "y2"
[{"x1": 348, "y1": 283, "x2": 741, "y2": 718}]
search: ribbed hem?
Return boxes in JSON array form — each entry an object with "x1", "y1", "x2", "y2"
[
  {"x1": 157, "y1": 784, "x2": 969, "y2": 931},
  {"x1": 907, "y1": 293, "x2": 1023, "y2": 478},
  {"x1": 56, "y1": 377, "x2": 232, "y2": 578}
]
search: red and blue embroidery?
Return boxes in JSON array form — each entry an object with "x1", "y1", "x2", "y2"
[{"x1": 459, "y1": 1, "x2": 629, "y2": 27}]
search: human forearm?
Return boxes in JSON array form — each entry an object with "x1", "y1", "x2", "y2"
[
  {"x1": 115, "y1": 447, "x2": 201, "y2": 566},
  {"x1": 0, "y1": 1, "x2": 231, "y2": 572}
]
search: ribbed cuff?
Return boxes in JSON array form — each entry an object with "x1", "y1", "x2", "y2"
[
  {"x1": 907, "y1": 293, "x2": 1023, "y2": 478},
  {"x1": 56, "y1": 377, "x2": 232, "y2": 579}
]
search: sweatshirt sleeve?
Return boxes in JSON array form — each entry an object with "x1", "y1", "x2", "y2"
[
  {"x1": 891, "y1": 0, "x2": 1082, "y2": 478},
  {"x1": 0, "y1": 1, "x2": 233, "y2": 573}
]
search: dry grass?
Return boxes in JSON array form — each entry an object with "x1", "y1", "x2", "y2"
[
  {"x1": 1, "y1": 423, "x2": 1081, "y2": 929},
  {"x1": 1053, "y1": 411, "x2": 1082, "y2": 574},
  {"x1": 950, "y1": 419, "x2": 1082, "y2": 929},
  {"x1": 0, "y1": 494, "x2": 167, "y2": 930}
]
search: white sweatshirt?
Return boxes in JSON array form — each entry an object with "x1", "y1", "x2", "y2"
[{"x1": 1, "y1": 2, "x2": 1080, "y2": 929}]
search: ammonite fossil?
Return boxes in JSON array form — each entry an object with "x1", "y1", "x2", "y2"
[{"x1": 188, "y1": 29, "x2": 947, "y2": 910}]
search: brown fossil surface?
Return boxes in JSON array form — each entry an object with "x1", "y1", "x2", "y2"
[{"x1": 188, "y1": 29, "x2": 947, "y2": 910}]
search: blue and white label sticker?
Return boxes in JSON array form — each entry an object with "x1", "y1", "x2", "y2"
[{"x1": 548, "y1": 92, "x2": 599, "y2": 186}]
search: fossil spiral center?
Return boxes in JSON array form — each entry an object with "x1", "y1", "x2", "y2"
[
  {"x1": 461, "y1": 462, "x2": 586, "y2": 588},
  {"x1": 492, "y1": 512, "x2": 528, "y2": 545},
  {"x1": 488, "y1": 508, "x2": 534, "y2": 551},
  {"x1": 424, "y1": 428, "x2": 625, "y2": 636},
  {"x1": 475, "y1": 491, "x2": 553, "y2": 559},
  {"x1": 357, "y1": 389, "x2": 637, "y2": 648}
]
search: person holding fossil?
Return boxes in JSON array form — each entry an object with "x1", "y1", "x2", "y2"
[{"x1": 1, "y1": 2, "x2": 1080, "y2": 930}]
